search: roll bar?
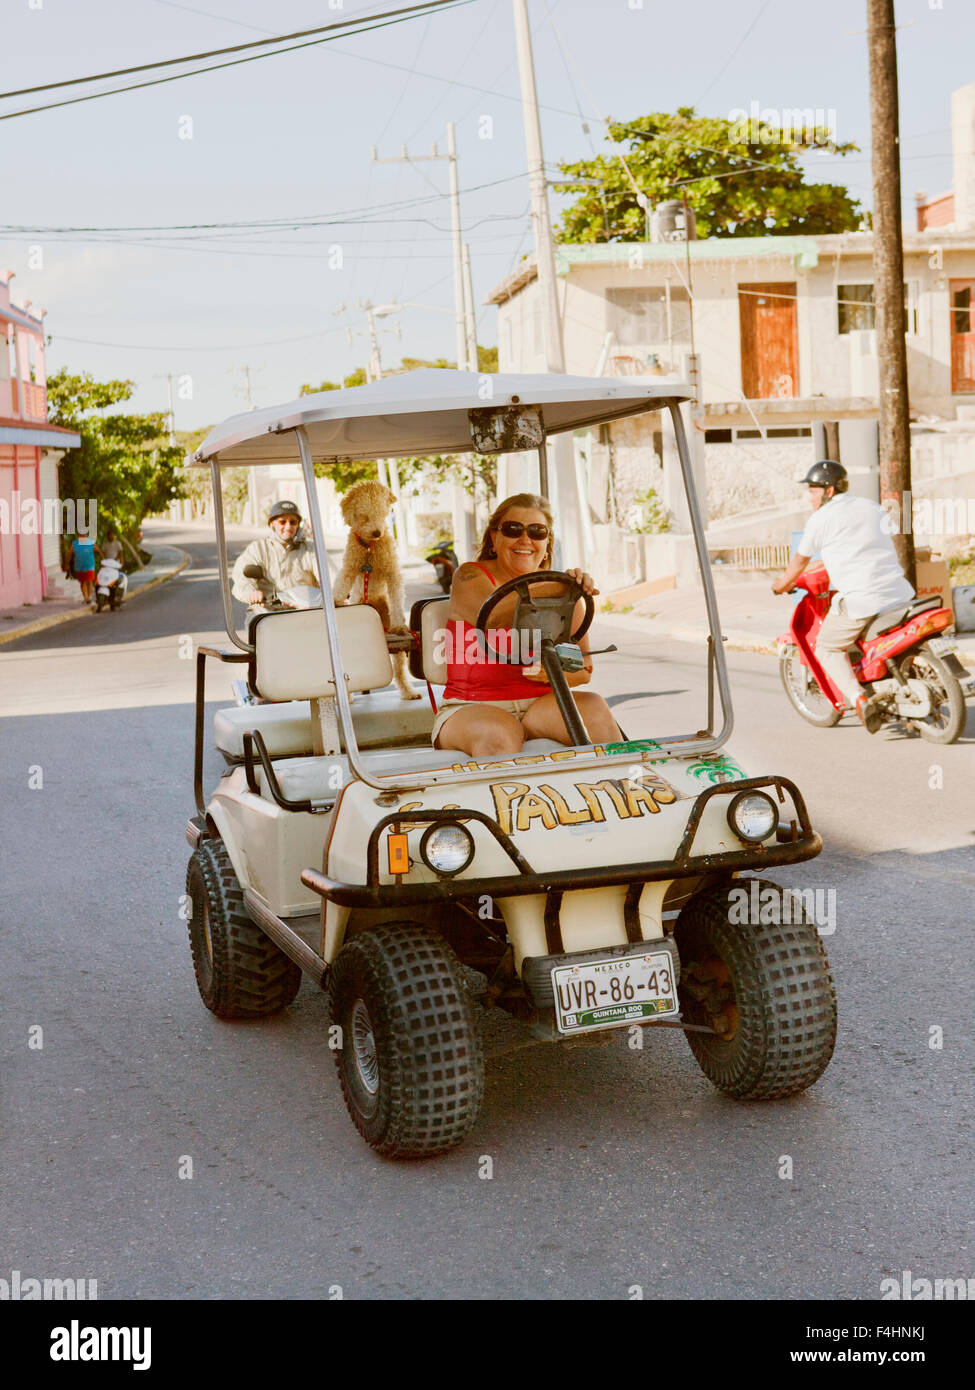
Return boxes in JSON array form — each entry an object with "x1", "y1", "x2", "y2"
[{"x1": 208, "y1": 401, "x2": 732, "y2": 794}]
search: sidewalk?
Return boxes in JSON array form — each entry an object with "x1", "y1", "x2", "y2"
[
  {"x1": 603, "y1": 576, "x2": 975, "y2": 669},
  {"x1": 0, "y1": 545, "x2": 189, "y2": 647}
]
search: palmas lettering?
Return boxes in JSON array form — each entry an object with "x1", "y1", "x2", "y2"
[{"x1": 490, "y1": 778, "x2": 677, "y2": 835}]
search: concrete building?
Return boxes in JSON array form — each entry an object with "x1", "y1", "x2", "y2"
[
  {"x1": 0, "y1": 271, "x2": 80, "y2": 608},
  {"x1": 484, "y1": 82, "x2": 975, "y2": 590}
]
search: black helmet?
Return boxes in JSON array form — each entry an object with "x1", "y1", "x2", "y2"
[
  {"x1": 267, "y1": 499, "x2": 302, "y2": 522},
  {"x1": 802, "y1": 460, "x2": 848, "y2": 493}
]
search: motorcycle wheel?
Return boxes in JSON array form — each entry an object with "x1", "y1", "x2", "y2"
[
  {"x1": 899, "y1": 647, "x2": 966, "y2": 745},
  {"x1": 778, "y1": 646, "x2": 842, "y2": 727}
]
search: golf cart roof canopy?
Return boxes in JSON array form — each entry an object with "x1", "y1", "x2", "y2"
[{"x1": 188, "y1": 369, "x2": 692, "y2": 467}]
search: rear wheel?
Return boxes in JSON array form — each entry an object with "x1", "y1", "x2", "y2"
[
  {"x1": 185, "y1": 840, "x2": 301, "y2": 1018},
  {"x1": 779, "y1": 647, "x2": 842, "y2": 727},
  {"x1": 674, "y1": 881, "x2": 836, "y2": 1100},
  {"x1": 899, "y1": 647, "x2": 965, "y2": 745},
  {"x1": 328, "y1": 923, "x2": 484, "y2": 1158}
]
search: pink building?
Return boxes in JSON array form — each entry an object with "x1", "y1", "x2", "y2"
[{"x1": 1, "y1": 271, "x2": 80, "y2": 608}]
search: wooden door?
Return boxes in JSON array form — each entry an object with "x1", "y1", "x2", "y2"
[
  {"x1": 739, "y1": 282, "x2": 799, "y2": 399},
  {"x1": 950, "y1": 278, "x2": 975, "y2": 393}
]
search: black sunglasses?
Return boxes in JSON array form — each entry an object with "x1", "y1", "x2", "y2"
[{"x1": 497, "y1": 521, "x2": 549, "y2": 540}]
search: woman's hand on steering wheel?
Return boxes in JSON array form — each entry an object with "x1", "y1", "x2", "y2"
[{"x1": 563, "y1": 567, "x2": 599, "y2": 597}]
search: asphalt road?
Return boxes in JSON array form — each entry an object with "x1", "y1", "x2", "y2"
[{"x1": 1, "y1": 520, "x2": 973, "y2": 1300}]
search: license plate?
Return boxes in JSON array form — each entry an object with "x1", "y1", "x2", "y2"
[
  {"x1": 552, "y1": 951, "x2": 679, "y2": 1035},
  {"x1": 927, "y1": 636, "x2": 958, "y2": 656}
]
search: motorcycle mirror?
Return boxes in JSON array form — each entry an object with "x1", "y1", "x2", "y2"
[{"x1": 242, "y1": 564, "x2": 264, "y2": 580}]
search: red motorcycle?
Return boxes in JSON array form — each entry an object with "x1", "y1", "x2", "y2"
[{"x1": 778, "y1": 564, "x2": 971, "y2": 744}]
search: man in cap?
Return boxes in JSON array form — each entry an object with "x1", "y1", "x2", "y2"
[
  {"x1": 772, "y1": 460, "x2": 914, "y2": 733},
  {"x1": 231, "y1": 499, "x2": 329, "y2": 609}
]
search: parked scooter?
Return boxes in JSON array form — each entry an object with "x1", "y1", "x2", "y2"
[
  {"x1": 425, "y1": 539, "x2": 458, "y2": 593},
  {"x1": 778, "y1": 564, "x2": 972, "y2": 743},
  {"x1": 94, "y1": 558, "x2": 127, "y2": 612}
]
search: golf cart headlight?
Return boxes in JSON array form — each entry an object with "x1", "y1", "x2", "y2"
[
  {"x1": 727, "y1": 791, "x2": 778, "y2": 843},
  {"x1": 419, "y1": 823, "x2": 474, "y2": 877}
]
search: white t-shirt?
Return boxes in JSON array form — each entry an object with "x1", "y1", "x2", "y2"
[{"x1": 798, "y1": 494, "x2": 914, "y2": 620}]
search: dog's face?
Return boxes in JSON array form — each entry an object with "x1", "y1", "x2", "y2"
[{"x1": 340, "y1": 481, "x2": 397, "y2": 540}]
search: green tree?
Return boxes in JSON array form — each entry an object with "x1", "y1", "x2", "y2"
[
  {"x1": 554, "y1": 108, "x2": 862, "y2": 242},
  {"x1": 47, "y1": 369, "x2": 185, "y2": 549}
]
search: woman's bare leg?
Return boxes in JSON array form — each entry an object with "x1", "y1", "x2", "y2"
[
  {"x1": 435, "y1": 705, "x2": 526, "y2": 758},
  {"x1": 521, "y1": 691, "x2": 621, "y2": 745}
]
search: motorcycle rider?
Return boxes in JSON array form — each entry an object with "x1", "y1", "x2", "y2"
[
  {"x1": 231, "y1": 499, "x2": 329, "y2": 610},
  {"x1": 772, "y1": 460, "x2": 914, "y2": 734}
]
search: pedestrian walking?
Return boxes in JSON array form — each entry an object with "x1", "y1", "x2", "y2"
[{"x1": 70, "y1": 530, "x2": 101, "y2": 606}]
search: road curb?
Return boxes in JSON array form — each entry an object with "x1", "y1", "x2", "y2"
[{"x1": 0, "y1": 549, "x2": 191, "y2": 647}]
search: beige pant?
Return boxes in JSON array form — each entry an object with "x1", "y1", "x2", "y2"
[{"x1": 816, "y1": 596, "x2": 871, "y2": 707}]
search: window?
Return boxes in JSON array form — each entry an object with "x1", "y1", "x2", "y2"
[
  {"x1": 837, "y1": 283, "x2": 915, "y2": 335},
  {"x1": 952, "y1": 284, "x2": 972, "y2": 335},
  {"x1": 606, "y1": 286, "x2": 690, "y2": 347}
]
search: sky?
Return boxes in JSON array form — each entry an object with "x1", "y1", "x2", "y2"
[{"x1": 2, "y1": 0, "x2": 972, "y2": 431}]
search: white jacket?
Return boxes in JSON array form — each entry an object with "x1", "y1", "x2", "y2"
[{"x1": 231, "y1": 531, "x2": 323, "y2": 604}]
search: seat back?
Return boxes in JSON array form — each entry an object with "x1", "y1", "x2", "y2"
[
  {"x1": 409, "y1": 597, "x2": 450, "y2": 685},
  {"x1": 250, "y1": 605, "x2": 393, "y2": 702}
]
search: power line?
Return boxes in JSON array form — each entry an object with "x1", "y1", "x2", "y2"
[
  {"x1": 0, "y1": 174, "x2": 527, "y2": 237},
  {"x1": 0, "y1": 0, "x2": 477, "y2": 123},
  {"x1": 0, "y1": 0, "x2": 470, "y2": 99},
  {"x1": 693, "y1": 0, "x2": 774, "y2": 106}
]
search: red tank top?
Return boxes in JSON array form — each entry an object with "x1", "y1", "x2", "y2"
[{"x1": 443, "y1": 562, "x2": 550, "y2": 701}]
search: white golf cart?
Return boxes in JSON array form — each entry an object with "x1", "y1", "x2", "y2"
[{"x1": 185, "y1": 370, "x2": 836, "y2": 1159}]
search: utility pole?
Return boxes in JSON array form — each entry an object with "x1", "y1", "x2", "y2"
[
  {"x1": 372, "y1": 126, "x2": 469, "y2": 371},
  {"x1": 867, "y1": 0, "x2": 915, "y2": 585},
  {"x1": 165, "y1": 372, "x2": 176, "y2": 446},
  {"x1": 347, "y1": 300, "x2": 408, "y2": 560},
  {"x1": 372, "y1": 124, "x2": 476, "y2": 554},
  {"x1": 511, "y1": 0, "x2": 582, "y2": 560},
  {"x1": 462, "y1": 242, "x2": 478, "y2": 373}
]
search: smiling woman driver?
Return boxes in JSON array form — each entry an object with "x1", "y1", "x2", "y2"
[{"x1": 431, "y1": 493, "x2": 622, "y2": 758}]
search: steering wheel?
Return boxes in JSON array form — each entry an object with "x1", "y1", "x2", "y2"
[{"x1": 475, "y1": 570, "x2": 594, "y2": 661}]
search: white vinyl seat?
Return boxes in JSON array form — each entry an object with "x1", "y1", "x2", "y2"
[
  {"x1": 214, "y1": 686, "x2": 440, "y2": 760},
  {"x1": 213, "y1": 604, "x2": 433, "y2": 760}
]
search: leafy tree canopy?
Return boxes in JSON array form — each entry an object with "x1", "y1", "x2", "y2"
[
  {"x1": 554, "y1": 108, "x2": 862, "y2": 242},
  {"x1": 47, "y1": 369, "x2": 185, "y2": 544}
]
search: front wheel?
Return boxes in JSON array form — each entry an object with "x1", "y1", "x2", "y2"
[
  {"x1": 898, "y1": 647, "x2": 966, "y2": 744},
  {"x1": 674, "y1": 881, "x2": 837, "y2": 1100},
  {"x1": 328, "y1": 923, "x2": 484, "y2": 1158},
  {"x1": 185, "y1": 840, "x2": 301, "y2": 1018},
  {"x1": 779, "y1": 647, "x2": 842, "y2": 727}
]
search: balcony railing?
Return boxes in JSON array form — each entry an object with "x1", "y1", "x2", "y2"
[{"x1": 21, "y1": 381, "x2": 47, "y2": 420}]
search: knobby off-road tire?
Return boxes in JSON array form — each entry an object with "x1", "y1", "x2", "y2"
[
  {"x1": 778, "y1": 647, "x2": 842, "y2": 727},
  {"x1": 328, "y1": 923, "x2": 485, "y2": 1159},
  {"x1": 185, "y1": 841, "x2": 301, "y2": 1019},
  {"x1": 674, "y1": 881, "x2": 837, "y2": 1101},
  {"x1": 899, "y1": 647, "x2": 965, "y2": 745}
]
